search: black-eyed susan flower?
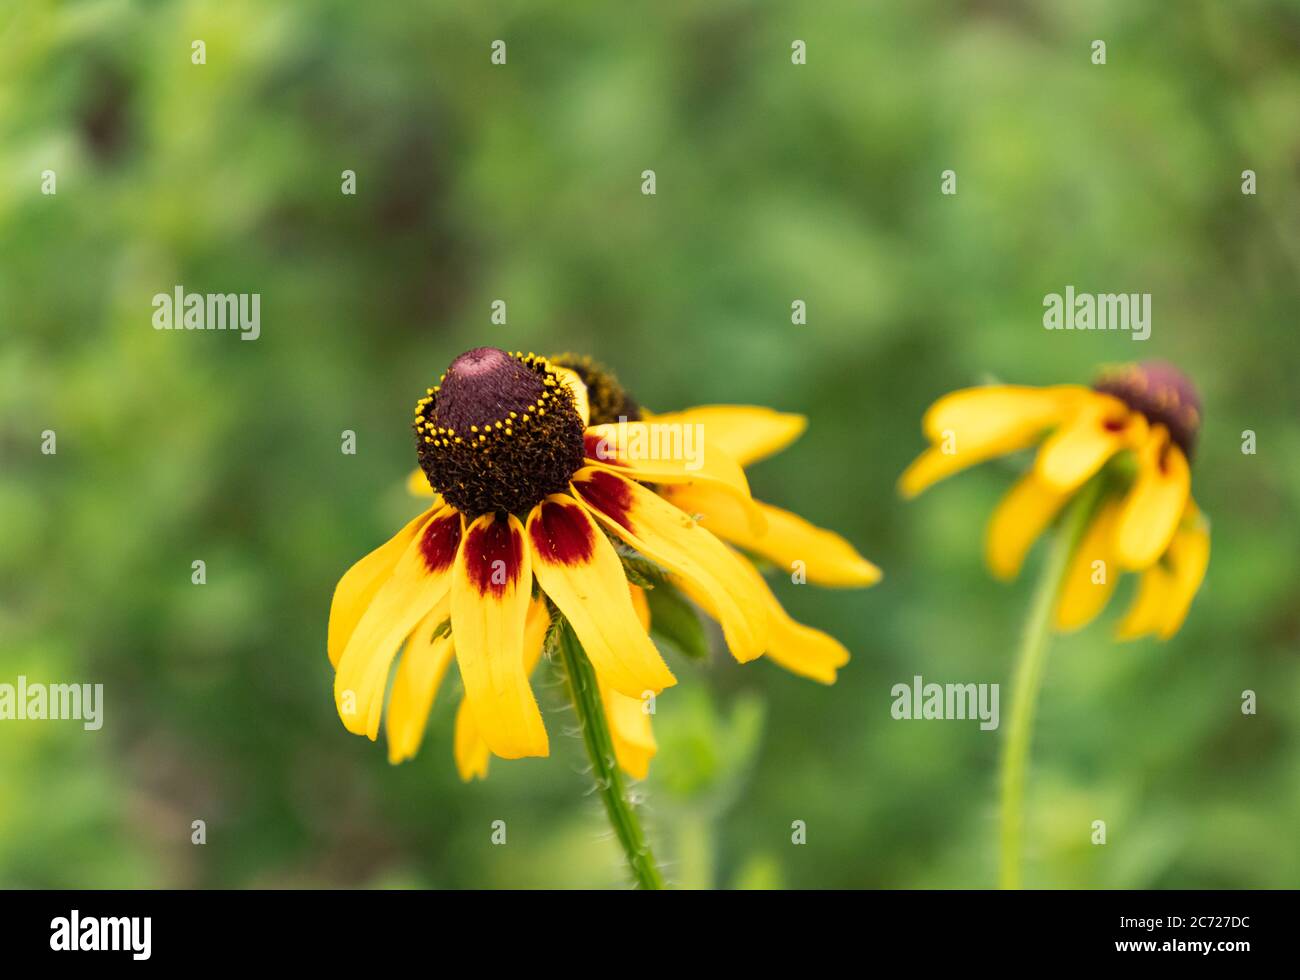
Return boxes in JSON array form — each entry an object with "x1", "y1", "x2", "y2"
[
  {"x1": 900, "y1": 361, "x2": 1209, "y2": 639},
  {"x1": 331, "y1": 348, "x2": 878, "y2": 791},
  {"x1": 329, "y1": 347, "x2": 879, "y2": 888},
  {"x1": 900, "y1": 360, "x2": 1209, "y2": 888}
]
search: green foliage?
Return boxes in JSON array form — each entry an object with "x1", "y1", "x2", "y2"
[
  {"x1": 645, "y1": 581, "x2": 711, "y2": 662},
  {"x1": 2, "y1": 0, "x2": 1298, "y2": 888}
]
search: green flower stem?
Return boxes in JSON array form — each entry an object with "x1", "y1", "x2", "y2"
[
  {"x1": 555, "y1": 617, "x2": 665, "y2": 890},
  {"x1": 998, "y1": 478, "x2": 1102, "y2": 889}
]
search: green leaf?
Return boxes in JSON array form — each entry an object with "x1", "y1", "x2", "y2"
[
  {"x1": 619, "y1": 557, "x2": 661, "y2": 589},
  {"x1": 646, "y1": 581, "x2": 710, "y2": 661}
]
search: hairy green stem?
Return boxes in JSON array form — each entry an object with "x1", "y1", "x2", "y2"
[
  {"x1": 998, "y1": 479, "x2": 1102, "y2": 889},
  {"x1": 555, "y1": 617, "x2": 665, "y2": 890}
]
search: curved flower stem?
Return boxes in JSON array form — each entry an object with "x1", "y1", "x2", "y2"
[
  {"x1": 555, "y1": 617, "x2": 665, "y2": 890},
  {"x1": 998, "y1": 478, "x2": 1103, "y2": 889}
]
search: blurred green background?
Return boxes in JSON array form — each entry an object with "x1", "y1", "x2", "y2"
[{"x1": 2, "y1": 0, "x2": 1298, "y2": 889}]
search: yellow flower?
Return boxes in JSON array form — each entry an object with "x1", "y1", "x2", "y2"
[
  {"x1": 331, "y1": 349, "x2": 690, "y2": 778},
  {"x1": 330, "y1": 348, "x2": 875, "y2": 784},
  {"x1": 900, "y1": 362, "x2": 1209, "y2": 639}
]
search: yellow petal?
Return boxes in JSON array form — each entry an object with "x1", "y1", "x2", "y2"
[
  {"x1": 1054, "y1": 497, "x2": 1124, "y2": 632},
  {"x1": 741, "y1": 558, "x2": 850, "y2": 683},
  {"x1": 985, "y1": 472, "x2": 1072, "y2": 581},
  {"x1": 385, "y1": 602, "x2": 455, "y2": 764},
  {"x1": 1156, "y1": 507, "x2": 1210, "y2": 639},
  {"x1": 666, "y1": 483, "x2": 880, "y2": 588},
  {"x1": 899, "y1": 446, "x2": 983, "y2": 499},
  {"x1": 453, "y1": 699, "x2": 491, "y2": 781},
  {"x1": 450, "y1": 512, "x2": 548, "y2": 759},
  {"x1": 583, "y1": 422, "x2": 766, "y2": 534},
  {"x1": 451, "y1": 598, "x2": 551, "y2": 779},
  {"x1": 922, "y1": 384, "x2": 1087, "y2": 444},
  {"x1": 1115, "y1": 564, "x2": 1173, "y2": 641},
  {"x1": 571, "y1": 467, "x2": 769, "y2": 663},
  {"x1": 1115, "y1": 427, "x2": 1191, "y2": 570},
  {"x1": 520, "y1": 596, "x2": 553, "y2": 675},
  {"x1": 333, "y1": 508, "x2": 462, "y2": 739},
  {"x1": 899, "y1": 385, "x2": 1085, "y2": 498},
  {"x1": 328, "y1": 506, "x2": 436, "y2": 668},
  {"x1": 526, "y1": 495, "x2": 675, "y2": 698},
  {"x1": 407, "y1": 468, "x2": 437, "y2": 498},
  {"x1": 598, "y1": 676, "x2": 657, "y2": 779},
  {"x1": 1034, "y1": 393, "x2": 1145, "y2": 493},
  {"x1": 552, "y1": 365, "x2": 590, "y2": 427},
  {"x1": 629, "y1": 583, "x2": 651, "y2": 630},
  {"x1": 645, "y1": 405, "x2": 807, "y2": 467}
]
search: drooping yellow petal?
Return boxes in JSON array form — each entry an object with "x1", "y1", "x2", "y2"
[
  {"x1": 1034, "y1": 392, "x2": 1145, "y2": 493},
  {"x1": 645, "y1": 405, "x2": 807, "y2": 467},
  {"x1": 450, "y1": 512, "x2": 548, "y2": 760},
  {"x1": 552, "y1": 365, "x2": 590, "y2": 427},
  {"x1": 451, "y1": 597, "x2": 551, "y2": 780},
  {"x1": 739, "y1": 557, "x2": 850, "y2": 683},
  {"x1": 386, "y1": 601, "x2": 455, "y2": 764},
  {"x1": 985, "y1": 472, "x2": 1072, "y2": 581},
  {"x1": 520, "y1": 596, "x2": 553, "y2": 674},
  {"x1": 526, "y1": 495, "x2": 675, "y2": 698},
  {"x1": 899, "y1": 385, "x2": 1085, "y2": 498},
  {"x1": 629, "y1": 584, "x2": 651, "y2": 629},
  {"x1": 666, "y1": 483, "x2": 880, "y2": 588},
  {"x1": 1115, "y1": 564, "x2": 1173, "y2": 641},
  {"x1": 599, "y1": 676, "x2": 657, "y2": 779},
  {"x1": 571, "y1": 467, "x2": 769, "y2": 663},
  {"x1": 922, "y1": 384, "x2": 1088, "y2": 445},
  {"x1": 453, "y1": 699, "x2": 491, "y2": 781},
  {"x1": 1116, "y1": 502, "x2": 1210, "y2": 641},
  {"x1": 1156, "y1": 506, "x2": 1210, "y2": 639},
  {"x1": 1114, "y1": 426, "x2": 1191, "y2": 571},
  {"x1": 328, "y1": 506, "x2": 436, "y2": 668},
  {"x1": 1054, "y1": 497, "x2": 1124, "y2": 632},
  {"x1": 898, "y1": 446, "x2": 987, "y2": 499},
  {"x1": 333, "y1": 508, "x2": 463, "y2": 739},
  {"x1": 407, "y1": 468, "x2": 437, "y2": 498},
  {"x1": 583, "y1": 422, "x2": 765, "y2": 534}
]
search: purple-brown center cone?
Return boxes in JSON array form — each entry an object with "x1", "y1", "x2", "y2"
[
  {"x1": 413, "y1": 348, "x2": 585, "y2": 517},
  {"x1": 1093, "y1": 360, "x2": 1202, "y2": 459},
  {"x1": 435, "y1": 347, "x2": 548, "y2": 432}
]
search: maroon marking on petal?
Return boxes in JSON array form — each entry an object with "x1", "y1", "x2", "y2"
[
  {"x1": 530, "y1": 500, "x2": 596, "y2": 566},
  {"x1": 463, "y1": 516, "x2": 524, "y2": 597},
  {"x1": 573, "y1": 469, "x2": 635, "y2": 531},
  {"x1": 420, "y1": 512, "x2": 462, "y2": 573},
  {"x1": 584, "y1": 431, "x2": 626, "y2": 466}
]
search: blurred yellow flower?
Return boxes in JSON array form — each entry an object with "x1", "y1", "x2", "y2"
[{"x1": 900, "y1": 362, "x2": 1209, "y2": 639}]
